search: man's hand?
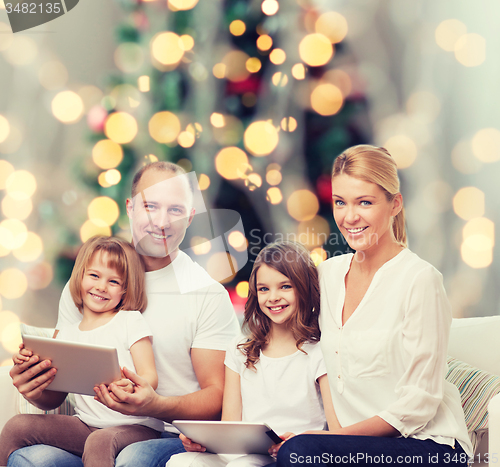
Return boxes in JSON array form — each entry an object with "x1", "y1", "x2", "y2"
[
  {"x1": 180, "y1": 433, "x2": 206, "y2": 453},
  {"x1": 10, "y1": 344, "x2": 57, "y2": 402},
  {"x1": 94, "y1": 366, "x2": 158, "y2": 417},
  {"x1": 268, "y1": 432, "x2": 296, "y2": 458}
]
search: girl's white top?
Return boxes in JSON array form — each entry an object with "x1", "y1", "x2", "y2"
[
  {"x1": 318, "y1": 249, "x2": 472, "y2": 455},
  {"x1": 225, "y1": 335, "x2": 327, "y2": 435},
  {"x1": 57, "y1": 310, "x2": 164, "y2": 431}
]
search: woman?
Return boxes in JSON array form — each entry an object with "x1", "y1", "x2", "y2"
[{"x1": 271, "y1": 145, "x2": 472, "y2": 466}]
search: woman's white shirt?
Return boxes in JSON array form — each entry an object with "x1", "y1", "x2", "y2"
[{"x1": 318, "y1": 249, "x2": 472, "y2": 455}]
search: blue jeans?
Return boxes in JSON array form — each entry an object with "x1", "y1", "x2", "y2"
[
  {"x1": 7, "y1": 432, "x2": 184, "y2": 467},
  {"x1": 270, "y1": 434, "x2": 468, "y2": 466}
]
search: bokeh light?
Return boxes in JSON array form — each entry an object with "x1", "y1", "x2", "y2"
[
  {"x1": 215, "y1": 147, "x2": 249, "y2": 180},
  {"x1": 0, "y1": 114, "x2": 10, "y2": 143},
  {"x1": 280, "y1": 117, "x2": 297, "y2": 132},
  {"x1": 471, "y1": 128, "x2": 500, "y2": 162},
  {"x1": 266, "y1": 169, "x2": 282, "y2": 185},
  {"x1": 104, "y1": 169, "x2": 121, "y2": 186},
  {"x1": 0, "y1": 269, "x2": 27, "y2": 299},
  {"x1": 236, "y1": 281, "x2": 249, "y2": 298},
  {"x1": 297, "y1": 216, "x2": 330, "y2": 248},
  {"x1": 315, "y1": 12, "x2": 348, "y2": 44},
  {"x1": 210, "y1": 113, "x2": 225, "y2": 128},
  {"x1": 206, "y1": 252, "x2": 237, "y2": 283},
  {"x1": 383, "y1": 135, "x2": 418, "y2": 169},
  {"x1": 267, "y1": 187, "x2": 283, "y2": 204},
  {"x1": 245, "y1": 173, "x2": 263, "y2": 190},
  {"x1": 311, "y1": 247, "x2": 327, "y2": 266},
  {"x1": 463, "y1": 217, "x2": 494, "y2": 249},
  {"x1": 406, "y1": 91, "x2": 441, "y2": 123},
  {"x1": 272, "y1": 72, "x2": 288, "y2": 87},
  {"x1": 230, "y1": 20, "x2": 246, "y2": 36},
  {"x1": 198, "y1": 174, "x2": 210, "y2": 190},
  {"x1": 80, "y1": 220, "x2": 111, "y2": 242},
  {"x1": 461, "y1": 242, "x2": 492, "y2": 269},
  {"x1": 88, "y1": 197, "x2": 119, "y2": 227},
  {"x1": 299, "y1": 34, "x2": 333, "y2": 67},
  {"x1": 213, "y1": 63, "x2": 226, "y2": 79},
  {"x1": 246, "y1": 57, "x2": 262, "y2": 73},
  {"x1": 0, "y1": 310, "x2": 21, "y2": 353},
  {"x1": 149, "y1": 111, "x2": 181, "y2": 144},
  {"x1": 51, "y1": 91, "x2": 84, "y2": 124},
  {"x1": 257, "y1": 35, "x2": 273, "y2": 51},
  {"x1": 3, "y1": 36, "x2": 37, "y2": 66},
  {"x1": 0, "y1": 160, "x2": 14, "y2": 188},
  {"x1": 223, "y1": 50, "x2": 250, "y2": 82},
  {"x1": 98, "y1": 172, "x2": 112, "y2": 188},
  {"x1": 322, "y1": 69, "x2": 352, "y2": 97},
  {"x1": 453, "y1": 187, "x2": 485, "y2": 220},
  {"x1": 151, "y1": 32, "x2": 184, "y2": 67},
  {"x1": 228, "y1": 231, "x2": 247, "y2": 251},
  {"x1": 454, "y1": 33, "x2": 486, "y2": 67},
  {"x1": 2, "y1": 195, "x2": 32, "y2": 220},
  {"x1": 12, "y1": 232, "x2": 43, "y2": 262},
  {"x1": 92, "y1": 139, "x2": 124, "y2": 169},
  {"x1": 311, "y1": 83, "x2": 343, "y2": 116},
  {"x1": 261, "y1": 0, "x2": 279, "y2": 15},
  {"x1": 168, "y1": 0, "x2": 198, "y2": 10},
  {"x1": 191, "y1": 236, "x2": 211, "y2": 255},
  {"x1": 269, "y1": 48, "x2": 286, "y2": 65},
  {"x1": 244, "y1": 121, "x2": 279, "y2": 156},
  {"x1": 178, "y1": 131, "x2": 195, "y2": 148},
  {"x1": 180, "y1": 34, "x2": 195, "y2": 51},
  {"x1": 6, "y1": 170, "x2": 36, "y2": 200},
  {"x1": 104, "y1": 112, "x2": 138, "y2": 144},
  {"x1": 451, "y1": 140, "x2": 482, "y2": 174},
  {"x1": 291, "y1": 63, "x2": 306, "y2": 80},
  {"x1": 287, "y1": 190, "x2": 319, "y2": 221},
  {"x1": 0, "y1": 218, "x2": 27, "y2": 250},
  {"x1": 138, "y1": 75, "x2": 150, "y2": 92},
  {"x1": 435, "y1": 19, "x2": 467, "y2": 52}
]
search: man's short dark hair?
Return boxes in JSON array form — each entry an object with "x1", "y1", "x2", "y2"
[{"x1": 131, "y1": 161, "x2": 193, "y2": 198}]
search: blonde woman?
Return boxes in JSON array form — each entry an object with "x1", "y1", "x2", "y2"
[{"x1": 271, "y1": 145, "x2": 472, "y2": 466}]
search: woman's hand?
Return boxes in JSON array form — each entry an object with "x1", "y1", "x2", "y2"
[
  {"x1": 268, "y1": 432, "x2": 296, "y2": 457},
  {"x1": 108, "y1": 377, "x2": 134, "y2": 402},
  {"x1": 180, "y1": 433, "x2": 206, "y2": 453}
]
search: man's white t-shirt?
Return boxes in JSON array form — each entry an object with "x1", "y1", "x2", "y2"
[
  {"x1": 57, "y1": 310, "x2": 164, "y2": 431},
  {"x1": 57, "y1": 251, "x2": 240, "y2": 432}
]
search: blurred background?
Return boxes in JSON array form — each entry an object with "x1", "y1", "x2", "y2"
[{"x1": 0, "y1": 0, "x2": 499, "y2": 365}]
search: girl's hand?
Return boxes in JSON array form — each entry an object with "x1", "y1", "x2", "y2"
[
  {"x1": 13, "y1": 344, "x2": 32, "y2": 365},
  {"x1": 108, "y1": 378, "x2": 134, "y2": 402},
  {"x1": 268, "y1": 432, "x2": 295, "y2": 457},
  {"x1": 180, "y1": 433, "x2": 206, "y2": 453}
]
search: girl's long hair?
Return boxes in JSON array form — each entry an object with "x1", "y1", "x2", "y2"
[
  {"x1": 69, "y1": 235, "x2": 147, "y2": 313},
  {"x1": 239, "y1": 241, "x2": 320, "y2": 370},
  {"x1": 332, "y1": 144, "x2": 407, "y2": 247}
]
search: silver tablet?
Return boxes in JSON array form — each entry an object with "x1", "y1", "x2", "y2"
[
  {"x1": 22, "y1": 334, "x2": 121, "y2": 396},
  {"x1": 172, "y1": 420, "x2": 282, "y2": 455}
]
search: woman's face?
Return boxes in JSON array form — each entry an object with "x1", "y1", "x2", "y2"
[{"x1": 331, "y1": 174, "x2": 402, "y2": 253}]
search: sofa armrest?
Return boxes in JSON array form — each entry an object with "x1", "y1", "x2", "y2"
[
  {"x1": 0, "y1": 366, "x2": 17, "y2": 431},
  {"x1": 490, "y1": 393, "x2": 500, "y2": 464}
]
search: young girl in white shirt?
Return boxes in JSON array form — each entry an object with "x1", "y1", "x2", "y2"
[
  {"x1": 0, "y1": 236, "x2": 162, "y2": 467},
  {"x1": 272, "y1": 145, "x2": 472, "y2": 466},
  {"x1": 167, "y1": 241, "x2": 340, "y2": 467}
]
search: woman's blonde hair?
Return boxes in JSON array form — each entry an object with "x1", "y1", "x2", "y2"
[
  {"x1": 69, "y1": 236, "x2": 147, "y2": 313},
  {"x1": 332, "y1": 144, "x2": 407, "y2": 247}
]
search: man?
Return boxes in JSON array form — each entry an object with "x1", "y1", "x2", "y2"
[{"x1": 9, "y1": 162, "x2": 240, "y2": 467}]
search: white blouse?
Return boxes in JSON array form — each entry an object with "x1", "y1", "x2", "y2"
[{"x1": 319, "y1": 249, "x2": 472, "y2": 455}]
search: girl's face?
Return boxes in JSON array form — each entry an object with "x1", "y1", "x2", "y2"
[
  {"x1": 332, "y1": 174, "x2": 402, "y2": 253},
  {"x1": 256, "y1": 264, "x2": 297, "y2": 327},
  {"x1": 80, "y1": 252, "x2": 124, "y2": 317}
]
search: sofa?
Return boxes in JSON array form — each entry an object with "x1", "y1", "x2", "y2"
[{"x1": 1, "y1": 317, "x2": 499, "y2": 465}]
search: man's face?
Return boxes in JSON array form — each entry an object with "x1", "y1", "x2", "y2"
[{"x1": 126, "y1": 170, "x2": 195, "y2": 259}]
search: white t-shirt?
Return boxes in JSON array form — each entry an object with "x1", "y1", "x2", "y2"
[
  {"x1": 57, "y1": 251, "x2": 240, "y2": 432},
  {"x1": 318, "y1": 249, "x2": 473, "y2": 455},
  {"x1": 57, "y1": 310, "x2": 163, "y2": 431},
  {"x1": 224, "y1": 335, "x2": 327, "y2": 435}
]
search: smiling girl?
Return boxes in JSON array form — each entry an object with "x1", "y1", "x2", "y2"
[
  {"x1": 272, "y1": 145, "x2": 472, "y2": 466},
  {"x1": 167, "y1": 241, "x2": 340, "y2": 467},
  {"x1": 0, "y1": 236, "x2": 162, "y2": 467}
]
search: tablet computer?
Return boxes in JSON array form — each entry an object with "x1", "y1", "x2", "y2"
[
  {"x1": 22, "y1": 334, "x2": 121, "y2": 396},
  {"x1": 172, "y1": 420, "x2": 282, "y2": 455}
]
